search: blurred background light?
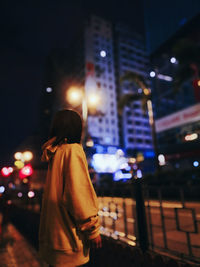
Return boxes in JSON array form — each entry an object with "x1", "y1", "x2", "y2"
[
  {"x1": 19, "y1": 164, "x2": 33, "y2": 178},
  {"x1": 193, "y1": 161, "x2": 199, "y2": 167},
  {"x1": 114, "y1": 170, "x2": 132, "y2": 181},
  {"x1": 14, "y1": 160, "x2": 24, "y2": 169},
  {"x1": 128, "y1": 157, "x2": 136, "y2": 164},
  {"x1": 23, "y1": 178, "x2": 29, "y2": 184},
  {"x1": 158, "y1": 154, "x2": 166, "y2": 166},
  {"x1": 0, "y1": 186, "x2": 5, "y2": 193},
  {"x1": 46, "y1": 87, "x2": 52, "y2": 93},
  {"x1": 100, "y1": 50, "x2": 106, "y2": 57},
  {"x1": 86, "y1": 139, "x2": 94, "y2": 147},
  {"x1": 18, "y1": 192, "x2": 23, "y2": 197},
  {"x1": 14, "y1": 152, "x2": 23, "y2": 160},
  {"x1": 8, "y1": 167, "x2": 13, "y2": 173},
  {"x1": 92, "y1": 153, "x2": 128, "y2": 173},
  {"x1": 23, "y1": 151, "x2": 33, "y2": 161},
  {"x1": 28, "y1": 191, "x2": 35, "y2": 198},
  {"x1": 150, "y1": 71, "x2": 156, "y2": 77},
  {"x1": 157, "y1": 74, "x2": 173, "y2": 81},
  {"x1": 66, "y1": 87, "x2": 83, "y2": 106},
  {"x1": 87, "y1": 94, "x2": 100, "y2": 108},
  {"x1": 184, "y1": 133, "x2": 198, "y2": 141},
  {"x1": 170, "y1": 57, "x2": 177, "y2": 63},
  {"x1": 136, "y1": 169, "x2": 143, "y2": 178},
  {"x1": 1, "y1": 167, "x2": 11, "y2": 177}
]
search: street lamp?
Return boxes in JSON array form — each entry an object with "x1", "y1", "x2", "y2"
[
  {"x1": 14, "y1": 151, "x2": 33, "y2": 163},
  {"x1": 144, "y1": 89, "x2": 160, "y2": 172},
  {"x1": 66, "y1": 86, "x2": 101, "y2": 144}
]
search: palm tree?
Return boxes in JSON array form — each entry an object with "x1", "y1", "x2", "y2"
[
  {"x1": 172, "y1": 38, "x2": 200, "y2": 94},
  {"x1": 119, "y1": 71, "x2": 160, "y2": 172}
]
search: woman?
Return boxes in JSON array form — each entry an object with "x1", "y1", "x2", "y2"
[{"x1": 39, "y1": 109, "x2": 101, "y2": 267}]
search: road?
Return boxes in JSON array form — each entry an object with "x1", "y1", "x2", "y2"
[{"x1": 98, "y1": 197, "x2": 200, "y2": 261}]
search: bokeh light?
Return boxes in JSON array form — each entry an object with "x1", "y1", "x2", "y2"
[
  {"x1": 0, "y1": 186, "x2": 5, "y2": 193},
  {"x1": 46, "y1": 87, "x2": 52, "y2": 93},
  {"x1": 28, "y1": 191, "x2": 35, "y2": 198},
  {"x1": 193, "y1": 161, "x2": 199, "y2": 167},
  {"x1": 14, "y1": 160, "x2": 24, "y2": 169},
  {"x1": 100, "y1": 50, "x2": 106, "y2": 57},
  {"x1": 23, "y1": 151, "x2": 33, "y2": 161},
  {"x1": 14, "y1": 152, "x2": 23, "y2": 160},
  {"x1": 66, "y1": 87, "x2": 83, "y2": 106},
  {"x1": 150, "y1": 71, "x2": 156, "y2": 77},
  {"x1": 1, "y1": 167, "x2": 11, "y2": 177},
  {"x1": 18, "y1": 192, "x2": 23, "y2": 197}
]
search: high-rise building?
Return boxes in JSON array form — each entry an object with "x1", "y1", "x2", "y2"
[
  {"x1": 150, "y1": 14, "x2": 200, "y2": 169},
  {"x1": 40, "y1": 14, "x2": 153, "y2": 168},
  {"x1": 114, "y1": 23, "x2": 153, "y2": 156},
  {"x1": 84, "y1": 15, "x2": 119, "y2": 146}
]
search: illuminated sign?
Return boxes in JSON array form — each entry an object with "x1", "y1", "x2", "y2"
[
  {"x1": 92, "y1": 153, "x2": 128, "y2": 173},
  {"x1": 155, "y1": 103, "x2": 200, "y2": 133}
]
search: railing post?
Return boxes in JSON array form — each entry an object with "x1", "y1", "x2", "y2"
[{"x1": 133, "y1": 179, "x2": 149, "y2": 252}]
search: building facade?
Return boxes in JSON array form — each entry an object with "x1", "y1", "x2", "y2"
[
  {"x1": 84, "y1": 15, "x2": 119, "y2": 146},
  {"x1": 114, "y1": 22, "x2": 153, "y2": 157},
  {"x1": 150, "y1": 14, "x2": 200, "y2": 169},
  {"x1": 40, "y1": 14, "x2": 153, "y2": 173}
]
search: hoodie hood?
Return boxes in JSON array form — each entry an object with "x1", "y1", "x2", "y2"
[{"x1": 41, "y1": 137, "x2": 58, "y2": 162}]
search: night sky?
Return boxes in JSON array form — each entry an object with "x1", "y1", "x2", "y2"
[
  {"x1": 0, "y1": 0, "x2": 144, "y2": 165},
  {"x1": 0, "y1": 0, "x2": 199, "y2": 165}
]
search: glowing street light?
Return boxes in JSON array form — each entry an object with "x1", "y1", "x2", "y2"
[
  {"x1": 66, "y1": 85, "x2": 103, "y2": 146},
  {"x1": 23, "y1": 151, "x2": 33, "y2": 161},
  {"x1": 66, "y1": 87, "x2": 83, "y2": 106},
  {"x1": 66, "y1": 86, "x2": 101, "y2": 121},
  {"x1": 87, "y1": 94, "x2": 100, "y2": 108},
  {"x1": 14, "y1": 152, "x2": 23, "y2": 160}
]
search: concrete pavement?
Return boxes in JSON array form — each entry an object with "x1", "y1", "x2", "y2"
[{"x1": 0, "y1": 223, "x2": 47, "y2": 267}]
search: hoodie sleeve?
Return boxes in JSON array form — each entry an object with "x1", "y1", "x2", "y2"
[{"x1": 63, "y1": 144, "x2": 100, "y2": 240}]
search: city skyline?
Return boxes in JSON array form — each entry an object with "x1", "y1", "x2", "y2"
[
  {"x1": 0, "y1": 0, "x2": 145, "y2": 164},
  {"x1": 1, "y1": 0, "x2": 199, "y2": 165}
]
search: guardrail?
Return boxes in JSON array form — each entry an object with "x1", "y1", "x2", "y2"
[
  {"x1": 96, "y1": 181, "x2": 200, "y2": 265},
  {"x1": 2, "y1": 179, "x2": 200, "y2": 265}
]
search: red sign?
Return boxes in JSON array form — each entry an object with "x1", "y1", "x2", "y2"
[{"x1": 155, "y1": 103, "x2": 200, "y2": 133}]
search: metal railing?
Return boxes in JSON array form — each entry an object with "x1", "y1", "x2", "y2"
[{"x1": 96, "y1": 181, "x2": 200, "y2": 264}]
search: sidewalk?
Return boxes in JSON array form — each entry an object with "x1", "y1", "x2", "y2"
[{"x1": 0, "y1": 223, "x2": 47, "y2": 267}]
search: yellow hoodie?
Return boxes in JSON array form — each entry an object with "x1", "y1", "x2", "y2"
[{"x1": 39, "y1": 138, "x2": 100, "y2": 267}]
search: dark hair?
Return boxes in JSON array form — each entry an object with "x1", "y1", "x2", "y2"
[{"x1": 49, "y1": 109, "x2": 82, "y2": 146}]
